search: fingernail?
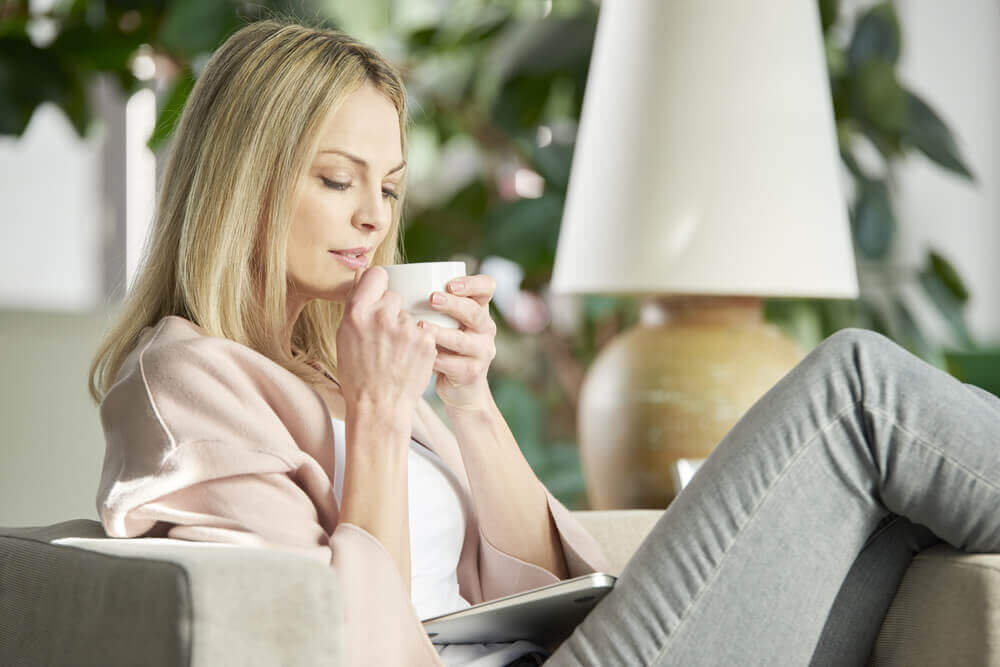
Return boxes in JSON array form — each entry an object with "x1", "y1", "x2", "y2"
[
  {"x1": 431, "y1": 292, "x2": 445, "y2": 305},
  {"x1": 449, "y1": 279, "x2": 465, "y2": 293}
]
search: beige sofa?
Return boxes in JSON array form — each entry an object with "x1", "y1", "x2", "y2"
[{"x1": 1, "y1": 511, "x2": 996, "y2": 665}]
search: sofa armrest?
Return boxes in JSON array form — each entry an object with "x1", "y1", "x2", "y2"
[
  {"x1": 1, "y1": 519, "x2": 343, "y2": 667},
  {"x1": 871, "y1": 543, "x2": 1000, "y2": 666},
  {"x1": 571, "y1": 510, "x2": 663, "y2": 576}
]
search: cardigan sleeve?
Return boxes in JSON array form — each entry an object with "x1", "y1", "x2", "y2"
[{"x1": 95, "y1": 320, "x2": 443, "y2": 667}]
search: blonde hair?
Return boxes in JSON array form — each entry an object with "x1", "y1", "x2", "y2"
[{"x1": 88, "y1": 17, "x2": 409, "y2": 404}]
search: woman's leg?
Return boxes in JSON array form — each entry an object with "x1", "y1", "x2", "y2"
[
  {"x1": 546, "y1": 328, "x2": 1000, "y2": 666},
  {"x1": 808, "y1": 515, "x2": 940, "y2": 665}
]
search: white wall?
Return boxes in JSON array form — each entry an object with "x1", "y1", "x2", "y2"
[
  {"x1": 0, "y1": 104, "x2": 104, "y2": 311},
  {"x1": 0, "y1": 310, "x2": 110, "y2": 526},
  {"x1": 893, "y1": 0, "x2": 1000, "y2": 345}
]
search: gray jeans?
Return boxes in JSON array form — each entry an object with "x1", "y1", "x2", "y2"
[{"x1": 546, "y1": 328, "x2": 1000, "y2": 666}]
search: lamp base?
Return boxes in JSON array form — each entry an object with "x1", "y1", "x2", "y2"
[{"x1": 578, "y1": 295, "x2": 803, "y2": 509}]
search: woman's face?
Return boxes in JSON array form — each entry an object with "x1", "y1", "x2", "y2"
[{"x1": 286, "y1": 82, "x2": 405, "y2": 304}]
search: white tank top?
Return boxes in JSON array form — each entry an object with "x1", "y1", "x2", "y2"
[
  {"x1": 329, "y1": 417, "x2": 548, "y2": 666},
  {"x1": 330, "y1": 415, "x2": 470, "y2": 619}
]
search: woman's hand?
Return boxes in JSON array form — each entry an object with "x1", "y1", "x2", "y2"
[
  {"x1": 336, "y1": 266, "x2": 438, "y2": 413},
  {"x1": 420, "y1": 274, "x2": 498, "y2": 411}
]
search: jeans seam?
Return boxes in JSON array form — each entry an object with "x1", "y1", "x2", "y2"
[
  {"x1": 864, "y1": 403, "x2": 1000, "y2": 495},
  {"x1": 862, "y1": 514, "x2": 902, "y2": 549},
  {"x1": 648, "y1": 400, "x2": 864, "y2": 666}
]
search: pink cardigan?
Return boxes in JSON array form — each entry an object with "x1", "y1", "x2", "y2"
[{"x1": 96, "y1": 315, "x2": 610, "y2": 666}]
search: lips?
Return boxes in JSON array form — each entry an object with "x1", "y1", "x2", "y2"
[
  {"x1": 329, "y1": 248, "x2": 371, "y2": 269},
  {"x1": 330, "y1": 247, "x2": 370, "y2": 258}
]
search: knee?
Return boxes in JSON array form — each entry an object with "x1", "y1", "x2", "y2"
[
  {"x1": 811, "y1": 327, "x2": 901, "y2": 375},
  {"x1": 823, "y1": 327, "x2": 892, "y2": 352}
]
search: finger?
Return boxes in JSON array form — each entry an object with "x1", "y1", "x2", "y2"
[
  {"x1": 420, "y1": 320, "x2": 478, "y2": 356},
  {"x1": 378, "y1": 288, "x2": 402, "y2": 313},
  {"x1": 446, "y1": 274, "x2": 496, "y2": 306},
  {"x1": 350, "y1": 265, "x2": 387, "y2": 307},
  {"x1": 429, "y1": 291, "x2": 490, "y2": 330},
  {"x1": 433, "y1": 350, "x2": 484, "y2": 385}
]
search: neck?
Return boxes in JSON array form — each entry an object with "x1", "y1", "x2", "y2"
[{"x1": 284, "y1": 293, "x2": 308, "y2": 358}]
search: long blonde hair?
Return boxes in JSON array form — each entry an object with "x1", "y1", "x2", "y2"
[{"x1": 88, "y1": 17, "x2": 409, "y2": 404}]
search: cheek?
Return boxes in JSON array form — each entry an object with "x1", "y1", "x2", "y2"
[{"x1": 292, "y1": 193, "x2": 332, "y2": 241}]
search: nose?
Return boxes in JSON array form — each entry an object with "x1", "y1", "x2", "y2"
[{"x1": 352, "y1": 184, "x2": 391, "y2": 233}]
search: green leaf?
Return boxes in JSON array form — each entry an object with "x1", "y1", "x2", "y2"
[
  {"x1": 449, "y1": 13, "x2": 511, "y2": 49},
  {"x1": 406, "y1": 26, "x2": 438, "y2": 52},
  {"x1": 148, "y1": 65, "x2": 195, "y2": 152},
  {"x1": 491, "y1": 17, "x2": 595, "y2": 133},
  {"x1": 858, "y1": 297, "x2": 892, "y2": 335},
  {"x1": 944, "y1": 349, "x2": 1000, "y2": 397},
  {"x1": 903, "y1": 91, "x2": 975, "y2": 181},
  {"x1": 57, "y1": 72, "x2": 90, "y2": 137},
  {"x1": 403, "y1": 180, "x2": 490, "y2": 261},
  {"x1": 851, "y1": 60, "x2": 907, "y2": 136},
  {"x1": 0, "y1": 35, "x2": 77, "y2": 136},
  {"x1": 482, "y1": 194, "x2": 563, "y2": 287},
  {"x1": 500, "y1": 17, "x2": 595, "y2": 79},
  {"x1": 492, "y1": 73, "x2": 552, "y2": 133},
  {"x1": 891, "y1": 297, "x2": 939, "y2": 363},
  {"x1": 48, "y1": 23, "x2": 141, "y2": 73},
  {"x1": 159, "y1": 0, "x2": 241, "y2": 59},
  {"x1": 763, "y1": 298, "x2": 826, "y2": 350},
  {"x1": 825, "y1": 38, "x2": 847, "y2": 79},
  {"x1": 851, "y1": 180, "x2": 895, "y2": 259},
  {"x1": 527, "y1": 138, "x2": 573, "y2": 193},
  {"x1": 918, "y1": 257, "x2": 975, "y2": 350},
  {"x1": 839, "y1": 147, "x2": 866, "y2": 181},
  {"x1": 819, "y1": 0, "x2": 840, "y2": 35},
  {"x1": 0, "y1": 16, "x2": 29, "y2": 38},
  {"x1": 847, "y1": 2, "x2": 901, "y2": 67},
  {"x1": 927, "y1": 250, "x2": 969, "y2": 303},
  {"x1": 491, "y1": 376, "x2": 545, "y2": 466}
]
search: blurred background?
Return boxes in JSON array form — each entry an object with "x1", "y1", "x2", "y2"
[{"x1": 1, "y1": 0, "x2": 998, "y2": 526}]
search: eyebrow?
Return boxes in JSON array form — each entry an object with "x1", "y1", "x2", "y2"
[{"x1": 318, "y1": 148, "x2": 406, "y2": 176}]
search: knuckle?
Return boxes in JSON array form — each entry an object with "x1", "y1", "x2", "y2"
[
  {"x1": 346, "y1": 307, "x2": 364, "y2": 327},
  {"x1": 382, "y1": 290, "x2": 401, "y2": 310},
  {"x1": 421, "y1": 334, "x2": 437, "y2": 354}
]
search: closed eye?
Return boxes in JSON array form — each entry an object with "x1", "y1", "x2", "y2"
[{"x1": 321, "y1": 177, "x2": 399, "y2": 201}]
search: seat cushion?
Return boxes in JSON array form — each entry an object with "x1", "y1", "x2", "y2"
[
  {"x1": 869, "y1": 543, "x2": 1000, "y2": 666},
  {"x1": 1, "y1": 519, "x2": 343, "y2": 667}
]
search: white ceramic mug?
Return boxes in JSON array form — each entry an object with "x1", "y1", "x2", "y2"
[{"x1": 383, "y1": 261, "x2": 467, "y2": 329}]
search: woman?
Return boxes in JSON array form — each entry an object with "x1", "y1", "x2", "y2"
[{"x1": 89, "y1": 18, "x2": 1000, "y2": 667}]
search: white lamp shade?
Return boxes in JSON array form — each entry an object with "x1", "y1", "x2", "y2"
[{"x1": 551, "y1": 0, "x2": 859, "y2": 299}]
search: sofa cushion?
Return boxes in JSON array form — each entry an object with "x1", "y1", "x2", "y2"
[
  {"x1": 869, "y1": 543, "x2": 1000, "y2": 666},
  {"x1": 1, "y1": 519, "x2": 343, "y2": 667},
  {"x1": 571, "y1": 510, "x2": 662, "y2": 576},
  {"x1": 1, "y1": 520, "x2": 187, "y2": 666}
]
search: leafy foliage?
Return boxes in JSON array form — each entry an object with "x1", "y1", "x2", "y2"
[
  {"x1": 0, "y1": 0, "x2": 989, "y2": 507},
  {"x1": 777, "y1": 0, "x2": 979, "y2": 367}
]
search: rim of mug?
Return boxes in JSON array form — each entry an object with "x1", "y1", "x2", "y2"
[{"x1": 381, "y1": 261, "x2": 467, "y2": 270}]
